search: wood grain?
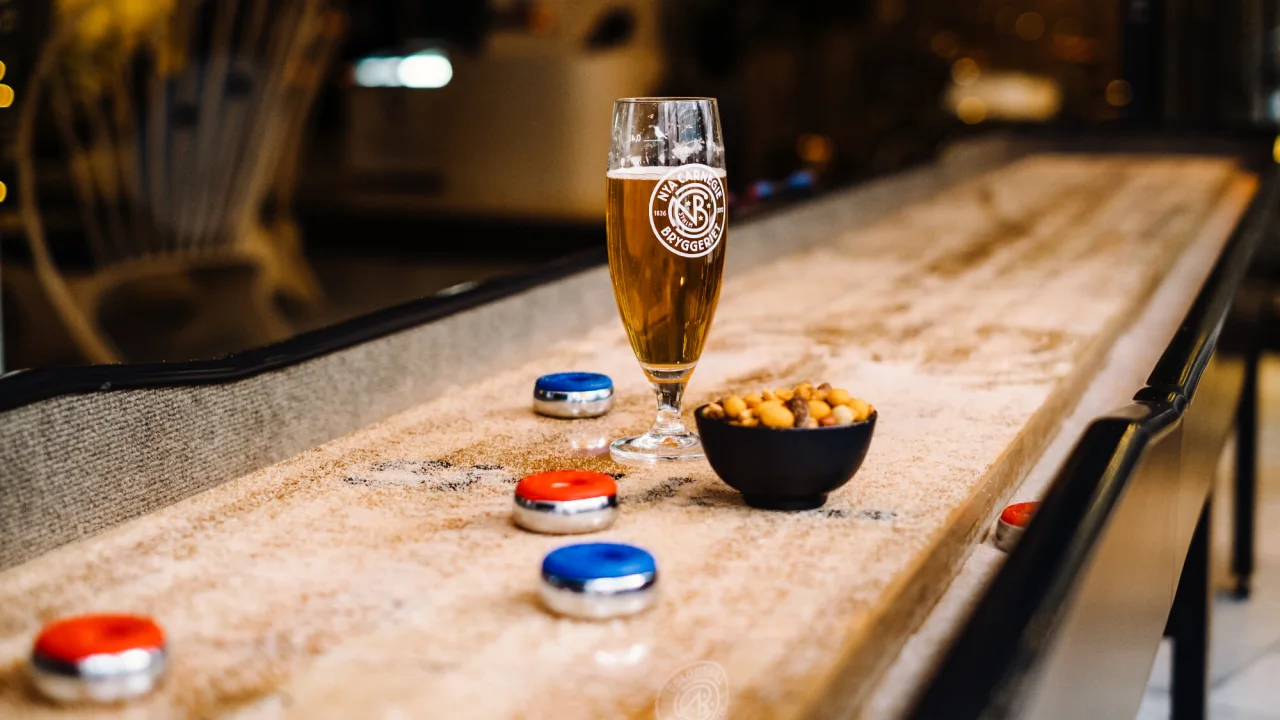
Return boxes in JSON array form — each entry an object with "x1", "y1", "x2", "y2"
[{"x1": 0, "y1": 155, "x2": 1254, "y2": 719}]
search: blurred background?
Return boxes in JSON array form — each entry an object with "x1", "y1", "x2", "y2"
[{"x1": 0, "y1": 0, "x2": 1270, "y2": 371}]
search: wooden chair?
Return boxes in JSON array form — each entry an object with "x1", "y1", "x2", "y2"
[{"x1": 15, "y1": 0, "x2": 342, "y2": 363}]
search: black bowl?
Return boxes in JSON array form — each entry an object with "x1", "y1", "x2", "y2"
[{"x1": 694, "y1": 407, "x2": 877, "y2": 510}]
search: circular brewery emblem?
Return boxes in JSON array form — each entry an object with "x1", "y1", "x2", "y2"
[
  {"x1": 648, "y1": 164, "x2": 727, "y2": 258},
  {"x1": 655, "y1": 661, "x2": 729, "y2": 720}
]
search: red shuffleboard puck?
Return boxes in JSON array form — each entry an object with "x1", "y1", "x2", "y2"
[
  {"x1": 995, "y1": 501, "x2": 1039, "y2": 552},
  {"x1": 514, "y1": 470, "x2": 619, "y2": 535},
  {"x1": 29, "y1": 614, "x2": 167, "y2": 704}
]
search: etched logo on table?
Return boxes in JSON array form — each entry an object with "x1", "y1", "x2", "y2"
[
  {"x1": 655, "y1": 660, "x2": 729, "y2": 720},
  {"x1": 648, "y1": 164, "x2": 727, "y2": 258}
]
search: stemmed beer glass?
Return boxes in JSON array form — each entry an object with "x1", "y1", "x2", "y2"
[{"x1": 606, "y1": 98, "x2": 727, "y2": 464}]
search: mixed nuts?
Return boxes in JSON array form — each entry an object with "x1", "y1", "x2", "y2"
[{"x1": 701, "y1": 382, "x2": 874, "y2": 429}]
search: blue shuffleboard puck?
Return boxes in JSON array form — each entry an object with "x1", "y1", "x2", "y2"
[
  {"x1": 539, "y1": 542, "x2": 657, "y2": 619},
  {"x1": 532, "y1": 373, "x2": 614, "y2": 419}
]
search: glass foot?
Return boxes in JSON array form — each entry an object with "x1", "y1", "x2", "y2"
[{"x1": 609, "y1": 431, "x2": 704, "y2": 465}]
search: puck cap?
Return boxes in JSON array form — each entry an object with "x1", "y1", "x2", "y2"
[
  {"x1": 517, "y1": 470, "x2": 617, "y2": 502},
  {"x1": 539, "y1": 542, "x2": 658, "y2": 619},
  {"x1": 533, "y1": 373, "x2": 614, "y2": 418},
  {"x1": 29, "y1": 614, "x2": 167, "y2": 704},
  {"x1": 1000, "y1": 501, "x2": 1038, "y2": 528},
  {"x1": 995, "y1": 501, "x2": 1040, "y2": 552},
  {"x1": 514, "y1": 471, "x2": 618, "y2": 535},
  {"x1": 542, "y1": 542, "x2": 655, "y2": 581}
]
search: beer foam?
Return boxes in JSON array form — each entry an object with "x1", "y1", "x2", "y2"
[{"x1": 607, "y1": 166, "x2": 727, "y2": 180}]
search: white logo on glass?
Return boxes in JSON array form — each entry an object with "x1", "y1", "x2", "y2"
[{"x1": 648, "y1": 164, "x2": 727, "y2": 258}]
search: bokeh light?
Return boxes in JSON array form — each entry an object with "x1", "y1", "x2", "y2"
[
  {"x1": 354, "y1": 57, "x2": 400, "y2": 88},
  {"x1": 397, "y1": 51, "x2": 453, "y2": 89},
  {"x1": 952, "y1": 58, "x2": 981, "y2": 86},
  {"x1": 947, "y1": 73, "x2": 1062, "y2": 121},
  {"x1": 1016, "y1": 12, "x2": 1045, "y2": 41},
  {"x1": 957, "y1": 97, "x2": 988, "y2": 124},
  {"x1": 354, "y1": 51, "x2": 453, "y2": 89},
  {"x1": 796, "y1": 134, "x2": 835, "y2": 164},
  {"x1": 1105, "y1": 79, "x2": 1133, "y2": 107}
]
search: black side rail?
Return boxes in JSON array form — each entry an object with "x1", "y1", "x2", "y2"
[
  {"x1": 907, "y1": 167, "x2": 1279, "y2": 719},
  {"x1": 0, "y1": 246, "x2": 606, "y2": 412}
]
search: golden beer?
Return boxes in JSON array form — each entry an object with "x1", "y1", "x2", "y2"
[
  {"x1": 606, "y1": 167, "x2": 726, "y2": 379},
  {"x1": 606, "y1": 97, "x2": 724, "y2": 463}
]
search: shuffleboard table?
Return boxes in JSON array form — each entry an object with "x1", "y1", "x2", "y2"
[{"x1": 0, "y1": 135, "x2": 1273, "y2": 719}]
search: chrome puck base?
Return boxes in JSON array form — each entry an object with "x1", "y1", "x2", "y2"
[
  {"x1": 29, "y1": 648, "x2": 166, "y2": 704},
  {"x1": 994, "y1": 518, "x2": 1025, "y2": 553},
  {"x1": 513, "y1": 495, "x2": 618, "y2": 535},
  {"x1": 532, "y1": 390, "x2": 614, "y2": 419},
  {"x1": 538, "y1": 575, "x2": 658, "y2": 619}
]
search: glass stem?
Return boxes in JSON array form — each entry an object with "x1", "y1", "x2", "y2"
[
  {"x1": 650, "y1": 380, "x2": 689, "y2": 436},
  {"x1": 643, "y1": 364, "x2": 695, "y2": 437}
]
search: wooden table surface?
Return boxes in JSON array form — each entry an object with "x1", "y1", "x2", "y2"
[{"x1": 0, "y1": 155, "x2": 1256, "y2": 719}]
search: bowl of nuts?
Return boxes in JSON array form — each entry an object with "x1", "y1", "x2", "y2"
[{"x1": 694, "y1": 383, "x2": 876, "y2": 510}]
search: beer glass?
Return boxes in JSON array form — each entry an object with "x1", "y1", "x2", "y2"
[{"x1": 606, "y1": 98, "x2": 727, "y2": 464}]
